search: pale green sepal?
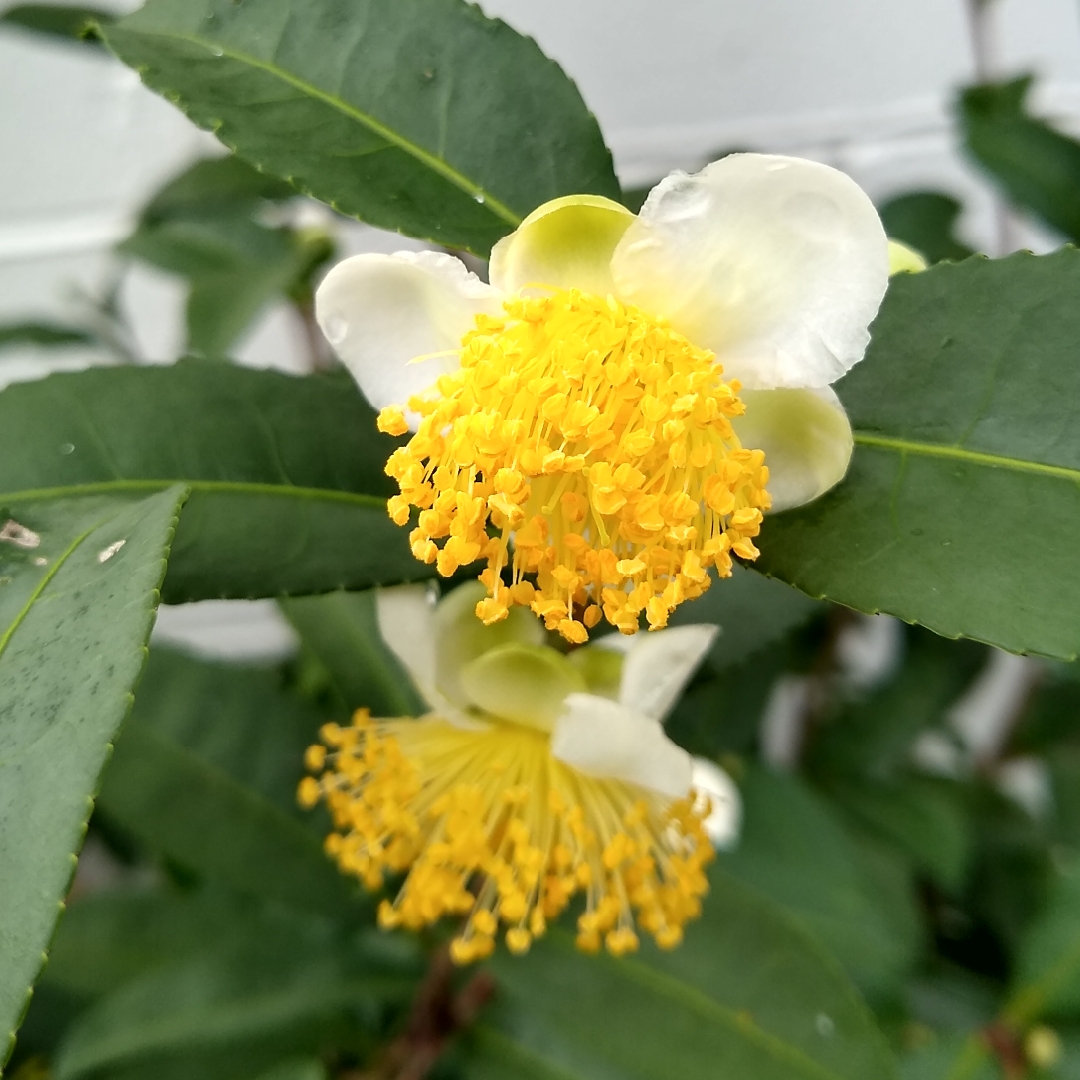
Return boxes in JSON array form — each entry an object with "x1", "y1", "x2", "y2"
[
  {"x1": 489, "y1": 194, "x2": 634, "y2": 297},
  {"x1": 459, "y1": 643, "x2": 587, "y2": 731},
  {"x1": 566, "y1": 640, "x2": 625, "y2": 699},
  {"x1": 734, "y1": 385, "x2": 854, "y2": 513},
  {"x1": 434, "y1": 581, "x2": 545, "y2": 709},
  {"x1": 888, "y1": 239, "x2": 928, "y2": 275}
]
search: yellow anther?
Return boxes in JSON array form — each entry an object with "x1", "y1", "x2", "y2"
[
  {"x1": 374, "y1": 289, "x2": 769, "y2": 642},
  {"x1": 298, "y1": 711, "x2": 715, "y2": 966},
  {"x1": 297, "y1": 776, "x2": 322, "y2": 808},
  {"x1": 377, "y1": 405, "x2": 410, "y2": 436},
  {"x1": 506, "y1": 928, "x2": 533, "y2": 955}
]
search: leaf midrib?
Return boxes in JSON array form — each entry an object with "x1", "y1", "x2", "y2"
[
  {"x1": 0, "y1": 521, "x2": 101, "y2": 659},
  {"x1": 106, "y1": 25, "x2": 523, "y2": 228},
  {"x1": 543, "y1": 930, "x2": 857, "y2": 1080},
  {"x1": 853, "y1": 431, "x2": 1080, "y2": 483},
  {"x1": 0, "y1": 479, "x2": 386, "y2": 509}
]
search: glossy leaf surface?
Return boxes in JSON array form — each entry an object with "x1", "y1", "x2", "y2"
[
  {"x1": 102, "y1": 0, "x2": 620, "y2": 255},
  {"x1": 0, "y1": 488, "x2": 184, "y2": 1067},
  {"x1": 758, "y1": 250, "x2": 1080, "y2": 660},
  {"x1": 461, "y1": 869, "x2": 897, "y2": 1080},
  {"x1": 0, "y1": 361, "x2": 427, "y2": 603}
]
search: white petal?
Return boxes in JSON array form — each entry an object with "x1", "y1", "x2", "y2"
[
  {"x1": 611, "y1": 154, "x2": 889, "y2": 390},
  {"x1": 489, "y1": 194, "x2": 635, "y2": 297},
  {"x1": 690, "y1": 759, "x2": 742, "y2": 848},
  {"x1": 551, "y1": 693, "x2": 693, "y2": 799},
  {"x1": 459, "y1": 643, "x2": 586, "y2": 731},
  {"x1": 734, "y1": 385, "x2": 853, "y2": 512},
  {"x1": 315, "y1": 250, "x2": 502, "y2": 423},
  {"x1": 619, "y1": 624, "x2": 719, "y2": 722},
  {"x1": 375, "y1": 583, "x2": 439, "y2": 708}
]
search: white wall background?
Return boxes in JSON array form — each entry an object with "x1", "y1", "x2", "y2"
[{"x1": 3, "y1": 0, "x2": 1080, "y2": 657}]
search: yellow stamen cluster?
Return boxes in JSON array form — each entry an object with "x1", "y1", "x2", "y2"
[
  {"x1": 299, "y1": 709, "x2": 714, "y2": 964},
  {"x1": 377, "y1": 289, "x2": 770, "y2": 642}
]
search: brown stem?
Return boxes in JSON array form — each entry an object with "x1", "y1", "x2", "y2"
[{"x1": 344, "y1": 946, "x2": 496, "y2": 1080}]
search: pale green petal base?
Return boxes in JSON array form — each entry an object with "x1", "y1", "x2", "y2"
[
  {"x1": 734, "y1": 386, "x2": 854, "y2": 512},
  {"x1": 489, "y1": 194, "x2": 634, "y2": 297}
]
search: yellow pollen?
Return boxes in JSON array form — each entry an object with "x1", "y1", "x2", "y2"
[
  {"x1": 378, "y1": 288, "x2": 771, "y2": 641},
  {"x1": 301, "y1": 708, "x2": 714, "y2": 964}
]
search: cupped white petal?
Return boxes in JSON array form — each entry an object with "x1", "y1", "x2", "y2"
[
  {"x1": 315, "y1": 250, "x2": 502, "y2": 423},
  {"x1": 433, "y1": 581, "x2": 545, "y2": 710},
  {"x1": 611, "y1": 154, "x2": 889, "y2": 390},
  {"x1": 618, "y1": 624, "x2": 719, "y2": 722},
  {"x1": 489, "y1": 194, "x2": 635, "y2": 298},
  {"x1": 459, "y1": 643, "x2": 586, "y2": 731},
  {"x1": 375, "y1": 583, "x2": 440, "y2": 708},
  {"x1": 733, "y1": 385, "x2": 854, "y2": 512},
  {"x1": 690, "y1": 758, "x2": 742, "y2": 848},
  {"x1": 551, "y1": 693, "x2": 693, "y2": 799}
]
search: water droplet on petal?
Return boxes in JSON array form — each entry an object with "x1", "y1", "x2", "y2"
[
  {"x1": 0, "y1": 520, "x2": 41, "y2": 550},
  {"x1": 98, "y1": 540, "x2": 126, "y2": 564},
  {"x1": 473, "y1": 193, "x2": 486, "y2": 204},
  {"x1": 651, "y1": 177, "x2": 710, "y2": 224},
  {"x1": 816, "y1": 1014, "x2": 835, "y2": 1037},
  {"x1": 33, "y1": 556, "x2": 47, "y2": 567},
  {"x1": 323, "y1": 315, "x2": 348, "y2": 345},
  {"x1": 60, "y1": 442, "x2": 75, "y2": 455},
  {"x1": 210, "y1": 46, "x2": 224, "y2": 57}
]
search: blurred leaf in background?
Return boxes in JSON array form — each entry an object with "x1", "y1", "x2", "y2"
[
  {"x1": 878, "y1": 192, "x2": 976, "y2": 264},
  {"x1": 120, "y1": 155, "x2": 336, "y2": 360},
  {"x1": 960, "y1": 74, "x2": 1080, "y2": 244},
  {"x1": 0, "y1": 4, "x2": 112, "y2": 46}
]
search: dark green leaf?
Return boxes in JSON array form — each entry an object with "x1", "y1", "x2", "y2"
[
  {"x1": 42, "y1": 888, "x2": 253, "y2": 1001},
  {"x1": 0, "y1": 321, "x2": 96, "y2": 352},
  {"x1": 140, "y1": 155, "x2": 297, "y2": 225},
  {"x1": 53, "y1": 903, "x2": 417, "y2": 1080},
  {"x1": 0, "y1": 487, "x2": 185, "y2": 1068},
  {"x1": 122, "y1": 154, "x2": 336, "y2": 357},
  {"x1": 102, "y1": 0, "x2": 620, "y2": 256},
  {"x1": 721, "y1": 767, "x2": 919, "y2": 998},
  {"x1": 0, "y1": 4, "x2": 111, "y2": 45},
  {"x1": 255, "y1": 1060, "x2": 328, "y2": 1080},
  {"x1": 1049, "y1": 751, "x2": 1080, "y2": 849},
  {"x1": 757, "y1": 250, "x2": 1080, "y2": 660},
  {"x1": 959, "y1": 76, "x2": 1080, "y2": 243},
  {"x1": 808, "y1": 628, "x2": 986, "y2": 780},
  {"x1": 879, "y1": 192, "x2": 976, "y2": 264},
  {"x1": 1010, "y1": 667, "x2": 1080, "y2": 754},
  {"x1": 280, "y1": 590, "x2": 423, "y2": 718},
  {"x1": 462, "y1": 868, "x2": 896, "y2": 1080},
  {"x1": 828, "y1": 777, "x2": 971, "y2": 894},
  {"x1": 128, "y1": 647, "x2": 324, "y2": 814},
  {"x1": 96, "y1": 705, "x2": 357, "y2": 919},
  {"x1": 966, "y1": 784, "x2": 1052, "y2": 960},
  {"x1": 1014, "y1": 855, "x2": 1080, "y2": 1020},
  {"x1": 0, "y1": 360, "x2": 431, "y2": 602}
]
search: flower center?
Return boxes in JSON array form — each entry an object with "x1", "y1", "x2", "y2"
[
  {"x1": 299, "y1": 709, "x2": 713, "y2": 963},
  {"x1": 377, "y1": 288, "x2": 771, "y2": 642}
]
